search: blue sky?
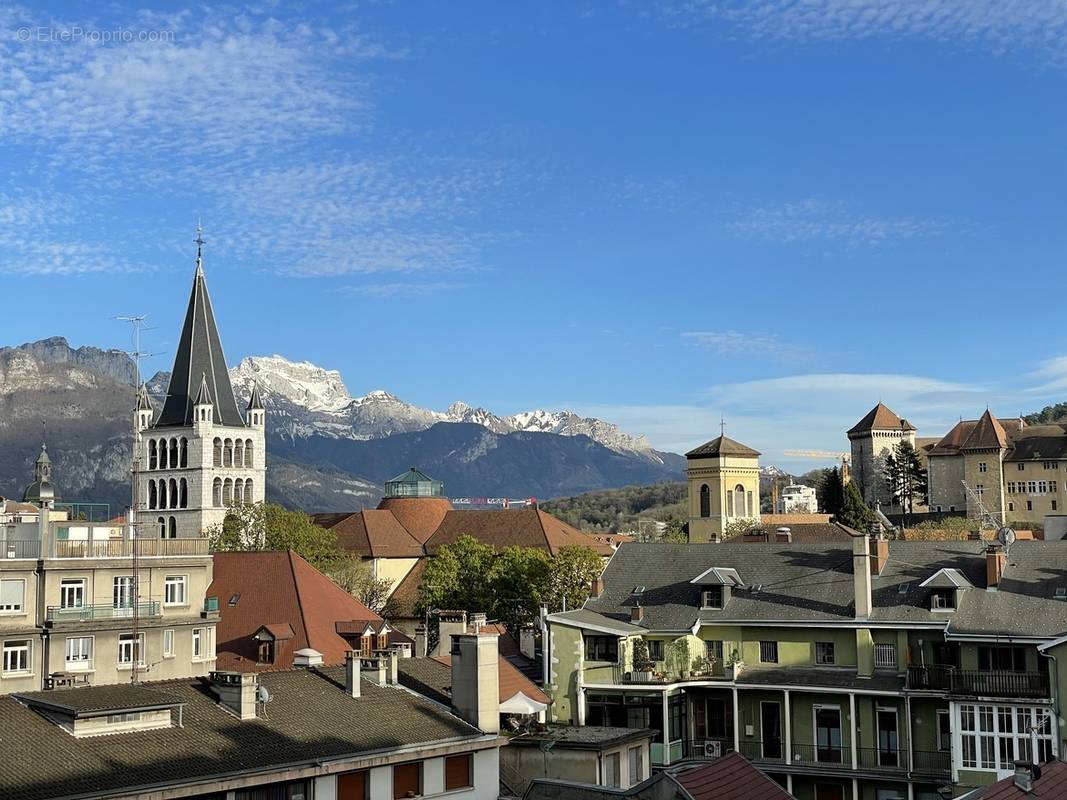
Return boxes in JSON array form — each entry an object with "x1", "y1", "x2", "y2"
[{"x1": 3, "y1": 1, "x2": 1067, "y2": 469}]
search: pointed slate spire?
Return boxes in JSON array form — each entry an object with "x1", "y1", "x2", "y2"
[
  {"x1": 136, "y1": 382, "x2": 153, "y2": 411},
  {"x1": 155, "y1": 228, "x2": 245, "y2": 428},
  {"x1": 246, "y1": 379, "x2": 264, "y2": 411},
  {"x1": 193, "y1": 372, "x2": 213, "y2": 406}
]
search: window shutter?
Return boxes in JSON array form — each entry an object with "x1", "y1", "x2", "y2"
[
  {"x1": 444, "y1": 754, "x2": 472, "y2": 791},
  {"x1": 392, "y1": 763, "x2": 421, "y2": 799},
  {"x1": 0, "y1": 580, "x2": 23, "y2": 608}
]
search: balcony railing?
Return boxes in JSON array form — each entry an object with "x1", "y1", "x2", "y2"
[
  {"x1": 911, "y1": 749, "x2": 952, "y2": 777},
  {"x1": 46, "y1": 601, "x2": 160, "y2": 622},
  {"x1": 0, "y1": 540, "x2": 41, "y2": 559},
  {"x1": 908, "y1": 665, "x2": 1050, "y2": 699},
  {"x1": 611, "y1": 663, "x2": 726, "y2": 684},
  {"x1": 789, "y1": 742, "x2": 848, "y2": 768},
  {"x1": 52, "y1": 538, "x2": 209, "y2": 558}
]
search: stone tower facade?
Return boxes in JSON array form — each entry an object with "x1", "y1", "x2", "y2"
[
  {"x1": 960, "y1": 410, "x2": 1008, "y2": 523},
  {"x1": 133, "y1": 238, "x2": 266, "y2": 539},
  {"x1": 686, "y1": 434, "x2": 761, "y2": 543},
  {"x1": 847, "y1": 403, "x2": 916, "y2": 510}
]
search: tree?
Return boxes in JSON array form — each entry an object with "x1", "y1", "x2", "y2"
[
  {"x1": 417, "y1": 535, "x2": 498, "y2": 618},
  {"x1": 817, "y1": 468, "x2": 846, "y2": 516},
  {"x1": 722, "y1": 518, "x2": 759, "y2": 539},
  {"x1": 883, "y1": 441, "x2": 928, "y2": 524},
  {"x1": 490, "y1": 547, "x2": 552, "y2": 631},
  {"x1": 206, "y1": 502, "x2": 339, "y2": 570},
  {"x1": 324, "y1": 552, "x2": 393, "y2": 612},
  {"x1": 836, "y1": 480, "x2": 879, "y2": 531},
  {"x1": 546, "y1": 545, "x2": 604, "y2": 614}
]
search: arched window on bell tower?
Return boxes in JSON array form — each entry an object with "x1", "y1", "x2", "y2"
[{"x1": 699, "y1": 484, "x2": 710, "y2": 518}]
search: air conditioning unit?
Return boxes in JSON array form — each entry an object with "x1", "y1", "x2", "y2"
[{"x1": 703, "y1": 740, "x2": 722, "y2": 758}]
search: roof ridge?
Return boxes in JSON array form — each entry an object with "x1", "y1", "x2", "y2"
[{"x1": 287, "y1": 550, "x2": 312, "y2": 652}]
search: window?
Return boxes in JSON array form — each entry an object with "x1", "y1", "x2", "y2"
[
  {"x1": 338, "y1": 771, "x2": 368, "y2": 800},
  {"x1": 874, "y1": 643, "x2": 897, "y2": 669},
  {"x1": 628, "y1": 745, "x2": 644, "y2": 785},
  {"x1": 1054, "y1": 501, "x2": 1059, "y2": 511},
  {"x1": 647, "y1": 640, "x2": 664, "y2": 661},
  {"x1": 192, "y1": 627, "x2": 213, "y2": 661},
  {"x1": 113, "y1": 576, "x2": 135, "y2": 611},
  {"x1": 979, "y1": 462, "x2": 988, "y2": 473},
  {"x1": 65, "y1": 637, "x2": 92, "y2": 670},
  {"x1": 1027, "y1": 501, "x2": 1033, "y2": 512},
  {"x1": 60, "y1": 579, "x2": 85, "y2": 609},
  {"x1": 978, "y1": 646, "x2": 1026, "y2": 672},
  {"x1": 759, "y1": 641, "x2": 778, "y2": 663},
  {"x1": 106, "y1": 712, "x2": 143, "y2": 724},
  {"x1": 705, "y1": 640, "x2": 724, "y2": 663},
  {"x1": 258, "y1": 640, "x2": 275, "y2": 664},
  {"x1": 815, "y1": 641, "x2": 835, "y2": 665},
  {"x1": 1018, "y1": 463, "x2": 1025, "y2": 471},
  {"x1": 699, "y1": 484, "x2": 710, "y2": 518},
  {"x1": 931, "y1": 589, "x2": 956, "y2": 610},
  {"x1": 586, "y1": 636, "x2": 619, "y2": 662},
  {"x1": 163, "y1": 629, "x2": 175, "y2": 658},
  {"x1": 1008, "y1": 502, "x2": 1015, "y2": 512},
  {"x1": 164, "y1": 575, "x2": 187, "y2": 606},
  {"x1": 1046, "y1": 461, "x2": 1058, "y2": 470},
  {"x1": 0, "y1": 580, "x2": 24, "y2": 613},
  {"x1": 701, "y1": 586, "x2": 723, "y2": 609},
  {"x1": 444, "y1": 754, "x2": 472, "y2": 791},
  {"x1": 604, "y1": 751, "x2": 621, "y2": 788},
  {"x1": 937, "y1": 709, "x2": 951, "y2": 752},
  {"x1": 976, "y1": 484, "x2": 985, "y2": 497},
  {"x1": 118, "y1": 633, "x2": 145, "y2": 667},
  {"x1": 1040, "y1": 481, "x2": 1048, "y2": 494},
  {"x1": 2, "y1": 640, "x2": 29, "y2": 673},
  {"x1": 392, "y1": 762, "x2": 422, "y2": 799},
  {"x1": 959, "y1": 703, "x2": 1053, "y2": 770},
  {"x1": 1028, "y1": 481, "x2": 1037, "y2": 494}
]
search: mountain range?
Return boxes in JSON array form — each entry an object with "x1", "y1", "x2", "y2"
[{"x1": 0, "y1": 338, "x2": 685, "y2": 512}]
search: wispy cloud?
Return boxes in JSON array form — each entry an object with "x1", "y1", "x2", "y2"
[
  {"x1": 683, "y1": 330, "x2": 807, "y2": 360},
  {"x1": 342, "y1": 281, "x2": 466, "y2": 298},
  {"x1": 724, "y1": 198, "x2": 947, "y2": 248},
  {"x1": 658, "y1": 0, "x2": 1067, "y2": 66}
]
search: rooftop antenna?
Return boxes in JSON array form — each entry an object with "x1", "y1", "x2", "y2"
[
  {"x1": 194, "y1": 219, "x2": 205, "y2": 276},
  {"x1": 720, "y1": 418, "x2": 726, "y2": 436},
  {"x1": 114, "y1": 314, "x2": 161, "y2": 684}
]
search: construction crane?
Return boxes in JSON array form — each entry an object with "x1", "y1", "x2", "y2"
[{"x1": 783, "y1": 450, "x2": 851, "y2": 484}]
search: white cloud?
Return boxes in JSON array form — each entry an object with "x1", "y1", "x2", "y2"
[
  {"x1": 724, "y1": 198, "x2": 947, "y2": 248},
  {"x1": 658, "y1": 0, "x2": 1067, "y2": 66},
  {"x1": 684, "y1": 330, "x2": 807, "y2": 360},
  {"x1": 342, "y1": 281, "x2": 466, "y2": 298}
]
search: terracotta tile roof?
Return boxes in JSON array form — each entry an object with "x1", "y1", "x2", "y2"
[
  {"x1": 209, "y1": 551, "x2": 386, "y2": 671},
  {"x1": 848, "y1": 402, "x2": 915, "y2": 435},
  {"x1": 685, "y1": 435, "x2": 760, "y2": 458},
  {"x1": 377, "y1": 496, "x2": 454, "y2": 543},
  {"x1": 761, "y1": 513, "x2": 832, "y2": 525},
  {"x1": 928, "y1": 419, "x2": 977, "y2": 456},
  {"x1": 312, "y1": 509, "x2": 426, "y2": 558},
  {"x1": 257, "y1": 623, "x2": 295, "y2": 641},
  {"x1": 479, "y1": 623, "x2": 521, "y2": 657},
  {"x1": 667, "y1": 753, "x2": 795, "y2": 800},
  {"x1": 424, "y1": 507, "x2": 609, "y2": 556},
  {"x1": 962, "y1": 409, "x2": 1008, "y2": 450},
  {"x1": 975, "y1": 761, "x2": 1067, "y2": 799}
]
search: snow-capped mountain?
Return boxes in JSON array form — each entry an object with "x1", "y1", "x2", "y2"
[{"x1": 229, "y1": 355, "x2": 663, "y2": 461}]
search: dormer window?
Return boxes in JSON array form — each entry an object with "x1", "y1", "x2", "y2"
[
  {"x1": 257, "y1": 640, "x2": 275, "y2": 664},
  {"x1": 702, "y1": 586, "x2": 724, "y2": 610},
  {"x1": 930, "y1": 588, "x2": 956, "y2": 611}
]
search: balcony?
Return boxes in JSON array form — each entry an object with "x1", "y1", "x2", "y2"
[
  {"x1": 907, "y1": 665, "x2": 1050, "y2": 699},
  {"x1": 46, "y1": 602, "x2": 161, "y2": 623},
  {"x1": 701, "y1": 739, "x2": 949, "y2": 778},
  {"x1": 611, "y1": 663, "x2": 727, "y2": 685},
  {"x1": 51, "y1": 538, "x2": 209, "y2": 559},
  {"x1": 0, "y1": 540, "x2": 41, "y2": 559}
]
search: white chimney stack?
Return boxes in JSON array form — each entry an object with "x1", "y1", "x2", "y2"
[
  {"x1": 345, "y1": 650, "x2": 361, "y2": 698},
  {"x1": 451, "y1": 633, "x2": 499, "y2": 734},
  {"x1": 853, "y1": 531, "x2": 873, "y2": 619},
  {"x1": 210, "y1": 671, "x2": 259, "y2": 720}
]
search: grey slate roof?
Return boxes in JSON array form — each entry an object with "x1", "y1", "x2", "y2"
[
  {"x1": 15, "y1": 685, "x2": 182, "y2": 716},
  {"x1": 0, "y1": 667, "x2": 483, "y2": 800},
  {"x1": 584, "y1": 541, "x2": 1067, "y2": 638},
  {"x1": 155, "y1": 262, "x2": 245, "y2": 428},
  {"x1": 685, "y1": 435, "x2": 760, "y2": 458},
  {"x1": 736, "y1": 667, "x2": 905, "y2": 693},
  {"x1": 548, "y1": 608, "x2": 644, "y2": 635}
]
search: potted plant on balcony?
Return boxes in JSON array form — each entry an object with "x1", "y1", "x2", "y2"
[
  {"x1": 689, "y1": 654, "x2": 710, "y2": 677},
  {"x1": 666, "y1": 638, "x2": 692, "y2": 679},
  {"x1": 724, "y1": 649, "x2": 744, "y2": 680},
  {"x1": 631, "y1": 638, "x2": 654, "y2": 682}
]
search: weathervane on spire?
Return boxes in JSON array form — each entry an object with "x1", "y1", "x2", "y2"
[{"x1": 194, "y1": 218, "x2": 205, "y2": 275}]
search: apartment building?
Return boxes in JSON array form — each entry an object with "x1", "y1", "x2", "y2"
[{"x1": 543, "y1": 529, "x2": 1067, "y2": 799}]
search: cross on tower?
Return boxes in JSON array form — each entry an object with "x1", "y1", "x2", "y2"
[
  {"x1": 194, "y1": 219, "x2": 205, "y2": 274},
  {"x1": 720, "y1": 418, "x2": 726, "y2": 436}
]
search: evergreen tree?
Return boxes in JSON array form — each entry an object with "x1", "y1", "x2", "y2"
[
  {"x1": 836, "y1": 479, "x2": 878, "y2": 531},
  {"x1": 817, "y1": 467, "x2": 846, "y2": 515},
  {"x1": 884, "y1": 441, "x2": 928, "y2": 523}
]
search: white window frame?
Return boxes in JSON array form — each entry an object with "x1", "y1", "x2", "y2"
[
  {"x1": 815, "y1": 641, "x2": 835, "y2": 665},
  {"x1": 759, "y1": 640, "x2": 778, "y2": 663},
  {"x1": 163, "y1": 629, "x2": 175, "y2": 658},
  {"x1": 957, "y1": 703, "x2": 1055, "y2": 775},
  {"x1": 2, "y1": 639, "x2": 30, "y2": 674},
  {"x1": 164, "y1": 575, "x2": 188, "y2": 607},
  {"x1": 874, "y1": 642, "x2": 897, "y2": 669},
  {"x1": 65, "y1": 636, "x2": 93, "y2": 670},
  {"x1": 60, "y1": 578, "x2": 85, "y2": 609},
  {"x1": 118, "y1": 633, "x2": 145, "y2": 668},
  {"x1": 937, "y1": 709, "x2": 951, "y2": 752},
  {"x1": 192, "y1": 627, "x2": 214, "y2": 662},
  {"x1": 0, "y1": 579, "x2": 25, "y2": 614},
  {"x1": 604, "y1": 751, "x2": 621, "y2": 788},
  {"x1": 701, "y1": 587, "x2": 723, "y2": 610}
]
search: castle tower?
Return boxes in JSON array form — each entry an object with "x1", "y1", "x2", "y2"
[
  {"x1": 132, "y1": 229, "x2": 266, "y2": 538},
  {"x1": 847, "y1": 403, "x2": 916, "y2": 509},
  {"x1": 686, "y1": 434, "x2": 761, "y2": 543},
  {"x1": 960, "y1": 409, "x2": 1008, "y2": 522}
]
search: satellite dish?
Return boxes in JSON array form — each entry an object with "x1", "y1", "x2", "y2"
[
  {"x1": 997, "y1": 527, "x2": 1017, "y2": 547},
  {"x1": 256, "y1": 685, "x2": 272, "y2": 704}
]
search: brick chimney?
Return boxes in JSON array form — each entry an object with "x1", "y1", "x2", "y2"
[
  {"x1": 869, "y1": 533, "x2": 889, "y2": 575},
  {"x1": 344, "y1": 650, "x2": 361, "y2": 698},
  {"x1": 1013, "y1": 761, "x2": 1040, "y2": 792},
  {"x1": 853, "y1": 532, "x2": 872, "y2": 619},
  {"x1": 590, "y1": 577, "x2": 604, "y2": 599},
  {"x1": 987, "y1": 545, "x2": 1007, "y2": 589},
  {"x1": 631, "y1": 604, "x2": 644, "y2": 622},
  {"x1": 451, "y1": 633, "x2": 500, "y2": 734}
]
